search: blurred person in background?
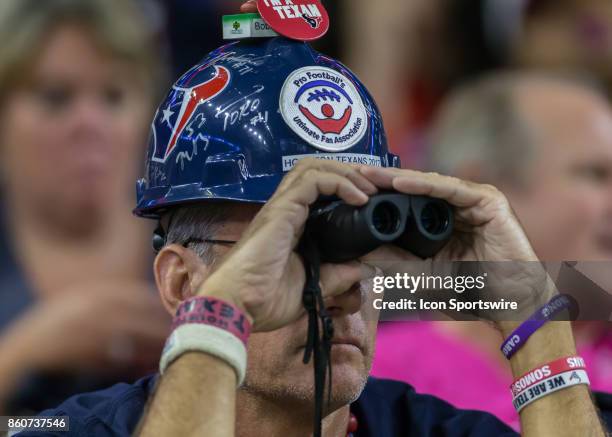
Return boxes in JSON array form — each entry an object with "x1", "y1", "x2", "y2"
[
  {"x1": 344, "y1": 0, "x2": 612, "y2": 167},
  {"x1": 447, "y1": 0, "x2": 612, "y2": 93},
  {"x1": 0, "y1": 0, "x2": 171, "y2": 415},
  {"x1": 341, "y1": 0, "x2": 443, "y2": 164},
  {"x1": 372, "y1": 73, "x2": 612, "y2": 429}
]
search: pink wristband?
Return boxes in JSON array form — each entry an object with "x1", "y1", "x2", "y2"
[
  {"x1": 172, "y1": 296, "x2": 252, "y2": 346},
  {"x1": 510, "y1": 356, "x2": 586, "y2": 397}
]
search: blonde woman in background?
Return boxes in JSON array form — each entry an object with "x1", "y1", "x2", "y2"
[{"x1": 0, "y1": 0, "x2": 171, "y2": 415}]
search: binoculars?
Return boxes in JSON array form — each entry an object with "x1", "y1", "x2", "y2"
[{"x1": 303, "y1": 193, "x2": 454, "y2": 263}]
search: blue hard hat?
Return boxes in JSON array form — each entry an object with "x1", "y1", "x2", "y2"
[{"x1": 134, "y1": 37, "x2": 400, "y2": 218}]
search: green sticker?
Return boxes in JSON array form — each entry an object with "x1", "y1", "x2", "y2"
[{"x1": 222, "y1": 13, "x2": 279, "y2": 40}]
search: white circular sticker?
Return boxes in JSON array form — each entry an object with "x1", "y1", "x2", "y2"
[{"x1": 280, "y1": 66, "x2": 368, "y2": 152}]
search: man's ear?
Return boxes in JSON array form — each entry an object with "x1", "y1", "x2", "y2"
[{"x1": 154, "y1": 244, "x2": 211, "y2": 315}]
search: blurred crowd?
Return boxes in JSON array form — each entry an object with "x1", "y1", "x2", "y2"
[{"x1": 0, "y1": 0, "x2": 609, "y2": 432}]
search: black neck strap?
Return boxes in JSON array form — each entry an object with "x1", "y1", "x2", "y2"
[{"x1": 300, "y1": 230, "x2": 334, "y2": 437}]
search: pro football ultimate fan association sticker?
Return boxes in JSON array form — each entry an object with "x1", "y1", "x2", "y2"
[{"x1": 280, "y1": 66, "x2": 368, "y2": 152}]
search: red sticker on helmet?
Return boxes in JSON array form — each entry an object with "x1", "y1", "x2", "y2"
[{"x1": 257, "y1": 0, "x2": 329, "y2": 41}]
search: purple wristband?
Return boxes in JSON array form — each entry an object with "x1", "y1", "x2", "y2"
[{"x1": 501, "y1": 294, "x2": 572, "y2": 359}]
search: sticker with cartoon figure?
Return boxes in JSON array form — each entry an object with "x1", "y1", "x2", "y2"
[{"x1": 280, "y1": 66, "x2": 369, "y2": 152}]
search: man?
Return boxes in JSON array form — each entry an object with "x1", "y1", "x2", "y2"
[
  {"x1": 17, "y1": 22, "x2": 608, "y2": 437},
  {"x1": 373, "y1": 73, "x2": 612, "y2": 428},
  {"x1": 428, "y1": 73, "x2": 612, "y2": 261}
]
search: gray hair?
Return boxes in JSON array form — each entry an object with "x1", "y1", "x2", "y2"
[
  {"x1": 165, "y1": 203, "x2": 230, "y2": 265},
  {"x1": 425, "y1": 72, "x2": 539, "y2": 185}
]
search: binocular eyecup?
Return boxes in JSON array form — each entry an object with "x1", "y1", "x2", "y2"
[{"x1": 303, "y1": 193, "x2": 454, "y2": 263}]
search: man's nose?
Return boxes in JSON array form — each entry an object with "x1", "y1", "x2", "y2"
[{"x1": 319, "y1": 262, "x2": 375, "y2": 317}]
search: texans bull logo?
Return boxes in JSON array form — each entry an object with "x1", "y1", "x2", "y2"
[
  {"x1": 295, "y1": 80, "x2": 354, "y2": 135},
  {"x1": 302, "y1": 14, "x2": 323, "y2": 29},
  {"x1": 152, "y1": 66, "x2": 231, "y2": 163}
]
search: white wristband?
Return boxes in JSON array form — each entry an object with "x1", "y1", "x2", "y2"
[
  {"x1": 160, "y1": 324, "x2": 248, "y2": 386},
  {"x1": 512, "y1": 369, "x2": 590, "y2": 413}
]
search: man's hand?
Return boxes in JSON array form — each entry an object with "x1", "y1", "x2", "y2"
[
  {"x1": 202, "y1": 163, "x2": 550, "y2": 332},
  {"x1": 358, "y1": 167, "x2": 606, "y2": 436},
  {"x1": 200, "y1": 159, "x2": 378, "y2": 331},
  {"x1": 359, "y1": 167, "x2": 556, "y2": 324},
  {"x1": 360, "y1": 167, "x2": 538, "y2": 262}
]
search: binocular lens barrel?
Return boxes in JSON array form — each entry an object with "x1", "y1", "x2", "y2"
[
  {"x1": 371, "y1": 201, "x2": 402, "y2": 235},
  {"x1": 304, "y1": 194, "x2": 454, "y2": 263},
  {"x1": 420, "y1": 203, "x2": 451, "y2": 236}
]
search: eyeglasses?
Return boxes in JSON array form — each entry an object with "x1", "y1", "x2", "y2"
[{"x1": 182, "y1": 238, "x2": 238, "y2": 248}]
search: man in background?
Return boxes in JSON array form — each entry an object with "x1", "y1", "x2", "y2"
[{"x1": 372, "y1": 73, "x2": 612, "y2": 429}]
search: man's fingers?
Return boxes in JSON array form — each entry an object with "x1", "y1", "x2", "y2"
[
  {"x1": 361, "y1": 166, "x2": 502, "y2": 209},
  {"x1": 275, "y1": 159, "x2": 377, "y2": 199},
  {"x1": 277, "y1": 161, "x2": 377, "y2": 198},
  {"x1": 358, "y1": 165, "x2": 399, "y2": 190},
  {"x1": 392, "y1": 174, "x2": 485, "y2": 208},
  {"x1": 276, "y1": 169, "x2": 369, "y2": 208}
]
